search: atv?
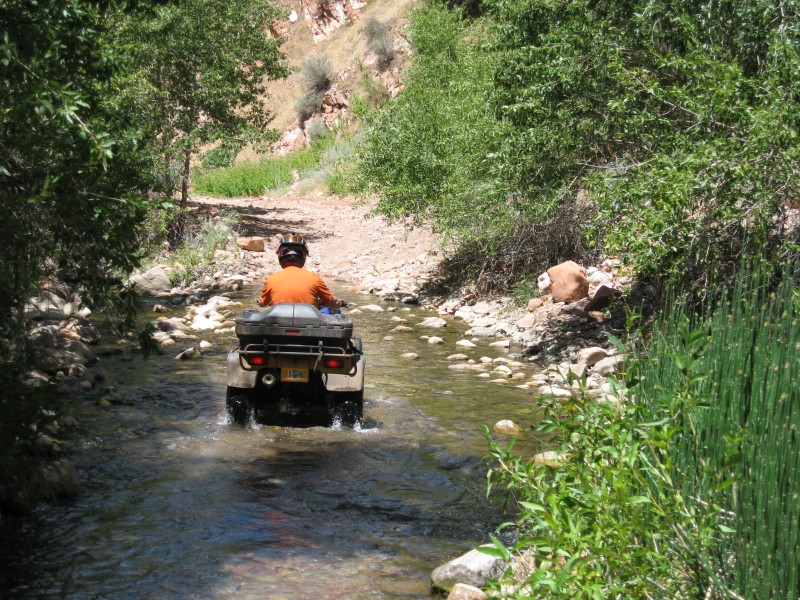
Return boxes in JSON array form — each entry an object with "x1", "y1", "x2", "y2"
[{"x1": 226, "y1": 303, "x2": 365, "y2": 426}]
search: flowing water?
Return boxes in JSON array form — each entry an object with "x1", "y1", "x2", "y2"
[{"x1": 1, "y1": 285, "x2": 547, "y2": 599}]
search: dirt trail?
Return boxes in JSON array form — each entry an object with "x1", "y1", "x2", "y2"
[{"x1": 191, "y1": 191, "x2": 442, "y2": 295}]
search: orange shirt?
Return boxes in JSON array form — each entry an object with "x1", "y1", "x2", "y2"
[{"x1": 259, "y1": 266, "x2": 336, "y2": 307}]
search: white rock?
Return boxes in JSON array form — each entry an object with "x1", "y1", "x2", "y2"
[
  {"x1": 455, "y1": 339, "x2": 477, "y2": 348},
  {"x1": 448, "y1": 363, "x2": 475, "y2": 371},
  {"x1": 190, "y1": 316, "x2": 220, "y2": 331},
  {"x1": 489, "y1": 340, "x2": 510, "y2": 348},
  {"x1": 537, "y1": 271, "x2": 551, "y2": 292},
  {"x1": 539, "y1": 385, "x2": 573, "y2": 398},
  {"x1": 199, "y1": 340, "x2": 212, "y2": 349},
  {"x1": 493, "y1": 419, "x2": 520, "y2": 435},
  {"x1": 360, "y1": 304, "x2": 384, "y2": 313},
  {"x1": 419, "y1": 316, "x2": 447, "y2": 328},
  {"x1": 401, "y1": 352, "x2": 420, "y2": 360},
  {"x1": 493, "y1": 365, "x2": 513, "y2": 377},
  {"x1": 447, "y1": 353, "x2": 469, "y2": 361},
  {"x1": 428, "y1": 336, "x2": 445, "y2": 345},
  {"x1": 593, "y1": 354, "x2": 626, "y2": 375}
]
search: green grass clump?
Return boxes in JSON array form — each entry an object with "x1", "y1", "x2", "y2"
[{"x1": 193, "y1": 135, "x2": 338, "y2": 198}]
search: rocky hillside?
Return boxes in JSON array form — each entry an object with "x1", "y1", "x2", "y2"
[{"x1": 238, "y1": 0, "x2": 417, "y2": 160}]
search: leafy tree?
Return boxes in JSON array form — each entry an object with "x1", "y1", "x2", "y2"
[
  {"x1": 1, "y1": 0, "x2": 150, "y2": 346},
  {"x1": 118, "y1": 0, "x2": 289, "y2": 229},
  {"x1": 1, "y1": 0, "x2": 152, "y2": 507},
  {"x1": 357, "y1": 0, "x2": 798, "y2": 293}
]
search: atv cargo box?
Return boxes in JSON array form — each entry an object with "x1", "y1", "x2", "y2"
[{"x1": 235, "y1": 303, "x2": 353, "y2": 347}]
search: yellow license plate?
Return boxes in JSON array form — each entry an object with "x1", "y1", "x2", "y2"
[{"x1": 281, "y1": 367, "x2": 309, "y2": 382}]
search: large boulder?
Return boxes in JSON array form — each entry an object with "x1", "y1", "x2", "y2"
[
  {"x1": 547, "y1": 261, "x2": 589, "y2": 303},
  {"x1": 131, "y1": 266, "x2": 172, "y2": 294}
]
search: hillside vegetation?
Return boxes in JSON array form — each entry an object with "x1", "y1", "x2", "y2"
[{"x1": 356, "y1": 0, "x2": 798, "y2": 295}]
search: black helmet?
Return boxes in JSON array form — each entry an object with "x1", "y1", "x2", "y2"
[{"x1": 276, "y1": 233, "x2": 309, "y2": 265}]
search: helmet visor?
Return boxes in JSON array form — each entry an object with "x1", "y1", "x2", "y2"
[{"x1": 281, "y1": 233, "x2": 305, "y2": 245}]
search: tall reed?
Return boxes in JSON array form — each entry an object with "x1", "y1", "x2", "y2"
[{"x1": 635, "y1": 267, "x2": 799, "y2": 597}]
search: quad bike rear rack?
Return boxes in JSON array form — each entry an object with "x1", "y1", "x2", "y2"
[{"x1": 239, "y1": 340, "x2": 359, "y2": 375}]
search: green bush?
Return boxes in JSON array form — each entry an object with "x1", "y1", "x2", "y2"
[
  {"x1": 169, "y1": 212, "x2": 239, "y2": 285},
  {"x1": 484, "y1": 265, "x2": 799, "y2": 597},
  {"x1": 355, "y1": 0, "x2": 799, "y2": 295}
]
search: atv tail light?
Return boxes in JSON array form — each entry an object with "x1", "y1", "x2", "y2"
[
  {"x1": 247, "y1": 355, "x2": 266, "y2": 366},
  {"x1": 324, "y1": 359, "x2": 344, "y2": 368},
  {"x1": 285, "y1": 330, "x2": 300, "y2": 336}
]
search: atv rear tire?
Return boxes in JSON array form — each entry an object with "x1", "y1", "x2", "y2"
[
  {"x1": 335, "y1": 394, "x2": 363, "y2": 428},
  {"x1": 226, "y1": 387, "x2": 254, "y2": 425}
]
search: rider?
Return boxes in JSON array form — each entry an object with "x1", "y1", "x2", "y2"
[{"x1": 258, "y1": 233, "x2": 346, "y2": 310}]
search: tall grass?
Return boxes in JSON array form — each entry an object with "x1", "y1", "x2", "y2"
[
  {"x1": 193, "y1": 135, "x2": 339, "y2": 197},
  {"x1": 636, "y1": 267, "x2": 799, "y2": 597}
]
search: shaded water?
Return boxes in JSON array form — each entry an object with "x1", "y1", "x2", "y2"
[{"x1": 1, "y1": 286, "x2": 547, "y2": 599}]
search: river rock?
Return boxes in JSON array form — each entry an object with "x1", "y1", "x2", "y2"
[
  {"x1": 448, "y1": 363, "x2": 475, "y2": 371},
  {"x1": 40, "y1": 459, "x2": 82, "y2": 498},
  {"x1": 175, "y1": 347, "x2": 202, "y2": 360},
  {"x1": 419, "y1": 316, "x2": 447, "y2": 328},
  {"x1": 190, "y1": 315, "x2": 222, "y2": 331},
  {"x1": 428, "y1": 336, "x2": 444, "y2": 345},
  {"x1": 447, "y1": 353, "x2": 469, "y2": 361},
  {"x1": 534, "y1": 451, "x2": 565, "y2": 466},
  {"x1": 401, "y1": 352, "x2": 420, "y2": 360},
  {"x1": 131, "y1": 266, "x2": 173, "y2": 294},
  {"x1": 488, "y1": 340, "x2": 510, "y2": 348},
  {"x1": 455, "y1": 340, "x2": 476, "y2": 349},
  {"x1": 236, "y1": 236, "x2": 265, "y2": 252},
  {"x1": 493, "y1": 420, "x2": 520, "y2": 436},
  {"x1": 593, "y1": 354, "x2": 626, "y2": 375},
  {"x1": 492, "y1": 365, "x2": 513, "y2": 377},
  {"x1": 464, "y1": 326, "x2": 496, "y2": 338},
  {"x1": 574, "y1": 346, "x2": 609, "y2": 368},
  {"x1": 538, "y1": 385, "x2": 573, "y2": 399},
  {"x1": 59, "y1": 318, "x2": 101, "y2": 344},
  {"x1": 447, "y1": 583, "x2": 488, "y2": 600},
  {"x1": 392, "y1": 325, "x2": 414, "y2": 333},
  {"x1": 431, "y1": 547, "x2": 507, "y2": 592},
  {"x1": 360, "y1": 304, "x2": 384, "y2": 313}
]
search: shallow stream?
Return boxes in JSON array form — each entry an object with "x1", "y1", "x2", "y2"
[{"x1": 1, "y1": 285, "x2": 548, "y2": 599}]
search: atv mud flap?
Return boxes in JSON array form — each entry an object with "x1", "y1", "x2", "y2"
[{"x1": 322, "y1": 353, "x2": 365, "y2": 393}]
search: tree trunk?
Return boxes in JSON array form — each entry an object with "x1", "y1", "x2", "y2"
[
  {"x1": 180, "y1": 149, "x2": 191, "y2": 210},
  {"x1": 169, "y1": 149, "x2": 192, "y2": 244}
]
